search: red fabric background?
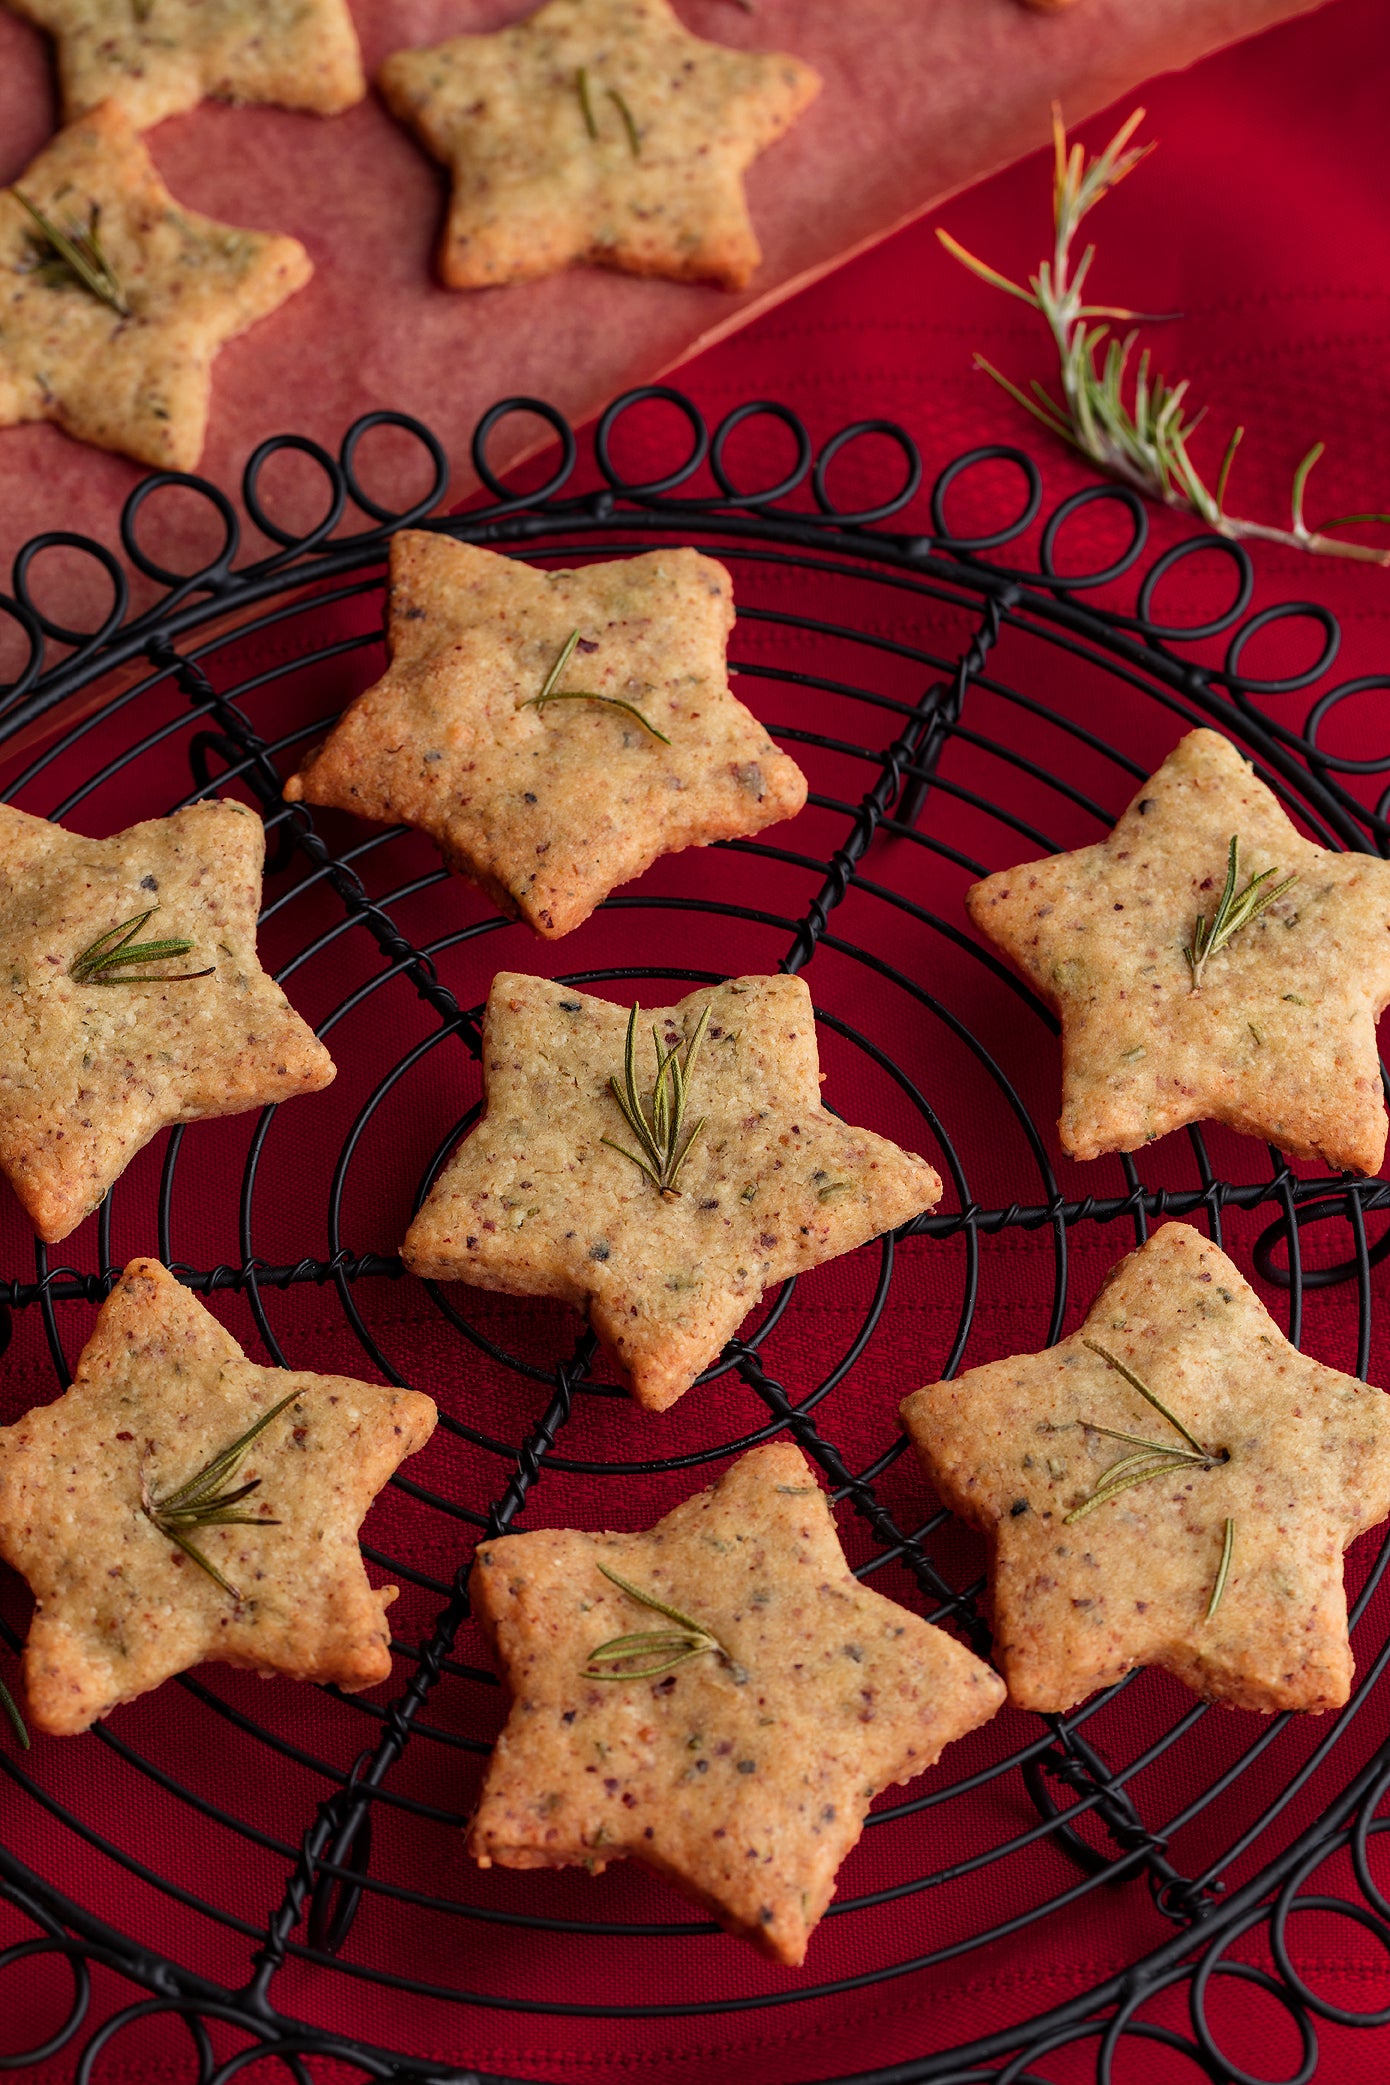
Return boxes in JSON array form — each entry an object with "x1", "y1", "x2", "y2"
[{"x1": 4, "y1": 0, "x2": 1390, "y2": 2078}]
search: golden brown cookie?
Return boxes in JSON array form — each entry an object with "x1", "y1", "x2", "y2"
[
  {"x1": 468, "y1": 1442, "x2": 1004, "y2": 1964},
  {"x1": 0, "y1": 1258, "x2": 437, "y2": 1735},
  {"x1": 0, "y1": 103, "x2": 312, "y2": 470},
  {"x1": 402, "y1": 971, "x2": 941, "y2": 1411},
  {"x1": 5, "y1": 0, "x2": 364, "y2": 129},
  {"x1": 283, "y1": 534, "x2": 807, "y2": 939},
  {"x1": 966, "y1": 728, "x2": 1390, "y2": 1174},
  {"x1": 0, "y1": 796, "x2": 334, "y2": 1243},
  {"x1": 377, "y1": 0, "x2": 820, "y2": 291},
  {"x1": 900, "y1": 1222, "x2": 1390, "y2": 1715}
]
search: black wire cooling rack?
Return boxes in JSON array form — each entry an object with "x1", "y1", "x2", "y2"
[{"x1": 2, "y1": 387, "x2": 1390, "y2": 2084}]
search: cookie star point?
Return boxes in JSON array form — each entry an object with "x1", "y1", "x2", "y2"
[
  {"x1": 378, "y1": 0, "x2": 820, "y2": 291},
  {"x1": 467, "y1": 1443, "x2": 1004, "y2": 1963},
  {"x1": 2, "y1": 103, "x2": 312, "y2": 470},
  {"x1": 402, "y1": 970, "x2": 942, "y2": 1411},
  {"x1": 0, "y1": 1257, "x2": 437, "y2": 1736},
  {"x1": 284, "y1": 534, "x2": 808, "y2": 939},
  {"x1": 0, "y1": 796, "x2": 335, "y2": 1242},
  {"x1": 902, "y1": 1221, "x2": 1390, "y2": 1715},
  {"x1": 6, "y1": 0, "x2": 365, "y2": 129},
  {"x1": 968, "y1": 728, "x2": 1390, "y2": 1173}
]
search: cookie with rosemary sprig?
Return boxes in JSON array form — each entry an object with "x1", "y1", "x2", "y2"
[
  {"x1": 5, "y1": 0, "x2": 364, "y2": 130},
  {"x1": 0, "y1": 796, "x2": 334, "y2": 1243},
  {"x1": 468, "y1": 1442, "x2": 1004, "y2": 1964},
  {"x1": 900, "y1": 1222, "x2": 1390, "y2": 1716},
  {"x1": 966, "y1": 728, "x2": 1390, "y2": 1175},
  {"x1": 377, "y1": 0, "x2": 820, "y2": 292},
  {"x1": 401, "y1": 971, "x2": 942, "y2": 1411},
  {"x1": 0, "y1": 1258, "x2": 437, "y2": 1736},
  {"x1": 283, "y1": 534, "x2": 807, "y2": 939},
  {"x1": 0, "y1": 102, "x2": 311, "y2": 469}
]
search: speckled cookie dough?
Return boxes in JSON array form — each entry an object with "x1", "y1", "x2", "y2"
[
  {"x1": 901, "y1": 1222, "x2": 1390, "y2": 1715},
  {"x1": 0, "y1": 1258, "x2": 437, "y2": 1735},
  {"x1": 966, "y1": 728, "x2": 1390, "y2": 1174},
  {"x1": 0, "y1": 103, "x2": 312, "y2": 470},
  {"x1": 283, "y1": 533, "x2": 807, "y2": 939},
  {"x1": 5, "y1": 0, "x2": 365, "y2": 129},
  {"x1": 377, "y1": 0, "x2": 820, "y2": 291},
  {"x1": 0, "y1": 795, "x2": 334, "y2": 1242},
  {"x1": 467, "y1": 1442, "x2": 1004, "y2": 1964},
  {"x1": 401, "y1": 971, "x2": 942, "y2": 1411}
]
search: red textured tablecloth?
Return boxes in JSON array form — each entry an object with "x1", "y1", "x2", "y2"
[{"x1": 5, "y1": 1, "x2": 1390, "y2": 2078}]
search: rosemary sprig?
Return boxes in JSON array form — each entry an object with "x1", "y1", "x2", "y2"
[
  {"x1": 583, "y1": 1563, "x2": 742, "y2": 1681},
  {"x1": 1207, "y1": 1516, "x2": 1235, "y2": 1621},
  {"x1": 938, "y1": 107, "x2": 1390, "y2": 566},
  {"x1": 140, "y1": 1388, "x2": 299, "y2": 1601},
  {"x1": 0, "y1": 1678, "x2": 27, "y2": 1751},
  {"x1": 1184, "y1": 836, "x2": 1295, "y2": 991},
  {"x1": 14, "y1": 190, "x2": 131, "y2": 319},
  {"x1": 602, "y1": 1000, "x2": 711, "y2": 1198},
  {"x1": 572, "y1": 72, "x2": 641, "y2": 159},
  {"x1": 70, "y1": 908, "x2": 214, "y2": 987},
  {"x1": 1065, "y1": 1340, "x2": 1227, "y2": 1524},
  {"x1": 523, "y1": 628, "x2": 670, "y2": 743}
]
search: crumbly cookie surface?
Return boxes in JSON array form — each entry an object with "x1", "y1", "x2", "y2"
[
  {"x1": 402, "y1": 972, "x2": 941, "y2": 1411},
  {"x1": 377, "y1": 0, "x2": 820, "y2": 291},
  {"x1": 0, "y1": 103, "x2": 312, "y2": 470},
  {"x1": 0, "y1": 796, "x2": 334, "y2": 1242},
  {"x1": 0, "y1": 1258, "x2": 437, "y2": 1735},
  {"x1": 901, "y1": 1222, "x2": 1390, "y2": 1715},
  {"x1": 468, "y1": 1443, "x2": 1003, "y2": 1964},
  {"x1": 966, "y1": 728, "x2": 1390, "y2": 1174},
  {"x1": 5, "y1": 0, "x2": 364, "y2": 128},
  {"x1": 283, "y1": 534, "x2": 807, "y2": 939}
]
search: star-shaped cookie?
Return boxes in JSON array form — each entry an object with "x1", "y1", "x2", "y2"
[
  {"x1": 967, "y1": 728, "x2": 1390, "y2": 1175},
  {"x1": 402, "y1": 971, "x2": 942, "y2": 1411},
  {"x1": 0, "y1": 796, "x2": 335, "y2": 1242},
  {"x1": 901, "y1": 1222, "x2": 1390, "y2": 1715},
  {"x1": 377, "y1": 0, "x2": 820, "y2": 291},
  {"x1": 0, "y1": 1258, "x2": 437, "y2": 1735},
  {"x1": 283, "y1": 534, "x2": 808, "y2": 939},
  {"x1": 1, "y1": 103, "x2": 312, "y2": 470},
  {"x1": 6, "y1": 0, "x2": 364, "y2": 129},
  {"x1": 468, "y1": 1442, "x2": 1004, "y2": 1964}
]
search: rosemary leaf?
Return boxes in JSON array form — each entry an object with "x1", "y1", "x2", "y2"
[
  {"x1": 601, "y1": 1001, "x2": 710, "y2": 1198},
  {"x1": 583, "y1": 1562, "x2": 742, "y2": 1681},
  {"x1": 575, "y1": 67, "x2": 599, "y2": 139},
  {"x1": 1206, "y1": 1516, "x2": 1235, "y2": 1620},
  {"x1": 607, "y1": 87, "x2": 641, "y2": 159},
  {"x1": 71, "y1": 907, "x2": 214, "y2": 987},
  {"x1": 937, "y1": 106, "x2": 1390, "y2": 567},
  {"x1": 523, "y1": 628, "x2": 670, "y2": 742},
  {"x1": 14, "y1": 190, "x2": 131, "y2": 319},
  {"x1": 1184, "y1": 836, "x2": 1295, "y2": 991},
  {"x1": 141, "y1": 1387, "x2": 299, "y2": 1602},
  {"x1": 1082, "y1": 1340, "x2": 1208, "y2": 1458}
]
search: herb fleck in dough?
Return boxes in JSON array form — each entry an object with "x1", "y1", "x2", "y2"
[
  {"x1": 901, "y1": 1222, "x2": 1390, "y2": 1715},
  {"x1": 401, "y1": 971, "x2": 942, "y2": 1411},
  {"x1": 378, "y1": 0, "x2": 820, "y2": 291},
  {"x1": 6, "y1": 0, "x2": 365, "y2": 129},
  {"x1": 468, "y1": 1443, "x2": 1004, "y2": 1964},
  {"x1": 0, "y1": 1259, "x2": 437, "y2": 1736},
  {"x1": 284, "y1": 534, "x2": 808, "y2": 939},
  {"x1": 966, "y1": 728, "x2": 1390, "y2": 1174},
  {"x1": 0, "y1": 796, "x2": 334, "y2": 1242},
  {"x1": 0, "y1": 103, "x2": 312, "y2": 470}
]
